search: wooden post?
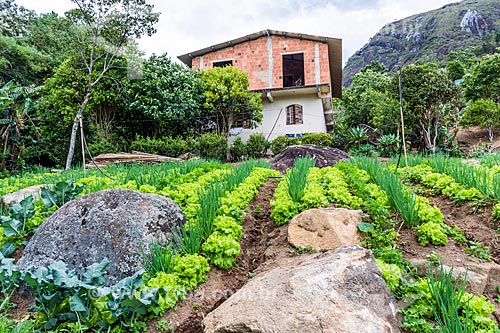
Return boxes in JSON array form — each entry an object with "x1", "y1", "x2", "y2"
[
  {"x1": 79, "y1": 116, "x2": 86, "y2": 177},
  {"x1": 398, "y1": 70, "x2": 408, "y2": 170}
]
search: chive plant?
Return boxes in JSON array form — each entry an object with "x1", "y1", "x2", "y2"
[
  {"x1": 287, "y1": 157, "x2": 315, "y2": 204},
  {"x1": 354, "y1": 157, "x2": 419, "y2": 228},
  {"x1": 140, "y1": 238, "x2": 178, "y2": 276},
  {"x1": 427, "y1": 264, "x2": 472, "y2": 333},
  {"x1": 426, "y1": 155, "x2": 500, "y2": 200}
]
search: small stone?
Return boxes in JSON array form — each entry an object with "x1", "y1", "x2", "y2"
[{"x1": 288, "y1": 208, "x2": 362, "y2": 251}]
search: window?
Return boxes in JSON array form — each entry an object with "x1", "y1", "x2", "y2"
[
  {"x1": 213, "y1": 60, "x2": 233, "y2": 67},
  {"x1": 282, "y1": 53, "x2": 304, "y2": 87},
  {"x1": 286, "y1": 104, "x2": 303, "y2": 125}
]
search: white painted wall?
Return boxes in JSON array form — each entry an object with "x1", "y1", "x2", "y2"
[{"x1": 234, "y1": 93, "x2": 326, "y2": 142}]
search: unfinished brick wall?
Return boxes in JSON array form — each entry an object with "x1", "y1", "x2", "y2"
[{"x1": 191, "y1": 36, "x2": 331, "y2": 91}]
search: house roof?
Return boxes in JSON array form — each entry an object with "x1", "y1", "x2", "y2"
[{"x1": 178, "y1": 29, "x2": 342, "y2": 98}]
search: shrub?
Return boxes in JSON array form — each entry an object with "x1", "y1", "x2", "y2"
[
  {"x1": 270, "y1": 135, "x2": 299, "y2": 155},
  {"x1": 246, "y1": 133, "x2": 266, "y2": 158},
  {"x1": 229, "y1": 137, "x2": 247, "y2": 161},
  {"x1": 301, "y1": 133, "x2": 332, "y2": 147},
  {"x1": 198, "y1": 132, "x2": 228, "y2": 161},
  {"x1": 163, "y1": 136, "x2": 197, "y2": 157},
  {"x1": 87, "y1": 140, "x2": 124, "y2": 156},
  {"x1": 130, "y1": 135, "x2": 167, "y2": 155}
]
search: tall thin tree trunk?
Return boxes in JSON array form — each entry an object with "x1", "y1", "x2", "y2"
[
  {"x1": 65, "y1": 93, "x2": 90, "y2": 170},
  {"x1": 65, "y1": 115, "x2": 80, "y2": 170}
]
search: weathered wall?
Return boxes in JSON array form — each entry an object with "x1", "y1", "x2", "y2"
[{"x1": 191, "y1": 36, "x2": 331, "y2": 91}]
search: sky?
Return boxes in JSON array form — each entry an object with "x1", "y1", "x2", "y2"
[{"x1": 15, "y1": 0, "x2": 460, "y2": 65}]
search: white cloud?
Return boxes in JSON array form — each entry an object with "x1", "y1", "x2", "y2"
[{"x1": 15, "y1": 0, "x2": 460, "y2": 64}]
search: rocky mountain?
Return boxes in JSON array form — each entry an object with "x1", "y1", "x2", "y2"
[{"x1": 343, "y1": 0, "x2": 500, "y2": 86}]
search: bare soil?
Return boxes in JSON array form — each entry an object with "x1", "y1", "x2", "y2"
[{"x1": 456, "y1": 126, "x2": 500, "y2": 153}]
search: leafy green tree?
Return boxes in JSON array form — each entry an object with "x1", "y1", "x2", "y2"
[
  {"x1": 341, "y1": 69, "x2": 399, "y2": 134},
  {"x1": 360, "y1": 61, "x2": 387, "y2": 74},
  {"x1": 39, "y1": 56, "x2": 130, "y2": 164},
  {"x1": 463, "y1": 53, "x2": 500, "y2": 104},
  {"x1": 0, "y1": 3, "x2": 80, "y2": 84},
  {"x1": 394, "y1": 64, "x2": 463, "y2": 152},
  {"x1": 202, "y1": 66, "x2": 262, "y2": 135},
  {"x1": 126, "y1": 54, "x2": 204, "y2": 136},
  {"x1": 446, "y1": 60, "x2": 465, "y2": 82},
  {"x1": 64, "y1": 0, "x2": 160, "y2": 170},
  {"x1": 461, "y1": 99, "x2": 500, "y2": 142}
]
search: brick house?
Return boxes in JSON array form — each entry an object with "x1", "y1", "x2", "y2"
[{"x1": 178, "y1": 29, "x2": 342, "y2": 141}]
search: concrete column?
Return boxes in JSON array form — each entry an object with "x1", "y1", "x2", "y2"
[
  {"x1": 315, "y1": 44, "x2": 320, "y2": 84},
  {"x1": 267, "y1": 36, "x2": 273, "y2": 88},
  {"x1": 200, "y1": 56, "x2": 204, "y2": 69}
]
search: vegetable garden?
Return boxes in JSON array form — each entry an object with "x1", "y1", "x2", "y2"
[{"x1": 1, "y1": 154, "x2": 500, "y2": 332}]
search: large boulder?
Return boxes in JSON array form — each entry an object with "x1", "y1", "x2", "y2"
[
  {"x1": 203, "y1": 246, "x2": 401, "y2": 333},
  {"x1": 17, "y1": 189, "x2": 185, "y2": 285},
  {"x1": 288, "y1": 208, "x2": 362, "y2": 251},
  {"x1": 271, "y1": 144, "x2": 349, "y2": 173}
]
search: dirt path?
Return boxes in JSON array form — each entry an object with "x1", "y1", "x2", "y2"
[{"x1": 149, "y1": 179, "x2": 294, "y2": 332}]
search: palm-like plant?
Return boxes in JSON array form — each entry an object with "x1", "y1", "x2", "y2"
[
  {"x1": 0, "y1": 81, "x2": 39, "y2": 172},
  {"x1": 377, "y1": 134, "x2": 400, "y2": 157},
  {"x1": 348, "y1": 126, "x2": 368, "y2": 149}
]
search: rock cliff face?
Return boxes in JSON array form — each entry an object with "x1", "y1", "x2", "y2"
[{"x1": 343, "y1": 0, "x2": 500, "y2": 86}]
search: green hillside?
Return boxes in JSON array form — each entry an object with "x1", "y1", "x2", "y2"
[{"x1": 343, "y1": 0, "x2": 500, "y2": 85}]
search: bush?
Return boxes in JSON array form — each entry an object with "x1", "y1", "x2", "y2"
[
  {"x1": 229, "y1": 137, "x2": 247, "y2": 161},
  {"x1": 163, "y1": 136, "x2": 197, "y2": 157},
  {"x1": 301, "y1": 133, "x2": 332, "y2": 147},
  {"x1": 130, "y1": 135, "x2": 197, "y2": 157},
  {"x1": 130, "y1": 135, "x2": 167, "y2": 155},
  {"x1": 87, "y1": 140, "x2": 124, "y2": 156},
  {"x1": 270, "y1": 135, "x2": 299, "y2": 155},
  {"x1": 246, "y1": 133, "x2": 266, "y2": 158},
  {"x1": 198, "y1": 132, "x2": 228, "y2": 161}
]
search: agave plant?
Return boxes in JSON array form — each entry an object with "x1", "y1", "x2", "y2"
[
  {"x1": 377, "y1": 134, "x2": 400, "y2": 157},
  {"x1": 348, "y1": 126, "x2": 368, "y2": 149}
]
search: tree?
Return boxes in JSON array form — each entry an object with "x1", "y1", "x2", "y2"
[
  {"x1": 64, "y1": 0, "x2": 159, "y2": 170},
  {"x1": 201, "y1": 66, "x2": 262, "y2": 135},
  {"x1": 463, "y1": 53, "x2": 500, "y2": 104},
  {"x1": 126, "y1": 54, "x2": 204, "y2": 136},
  {"x1": 360, "y1": 60, "x2": 387, "y2": 74},
  {"x1": 39, "y1": 55, "x2": 131, "y2": 164},
  {"x1": 341, "y1": 69, "x2": 399, "y2": 134},
  {"x1": 461, "y1": 99, "x2": 500, "y2": 142},
  {"x1": 446, "y1": 60, "x2": 465, "y2": 82},
  {"x1": 395, "y1": 64, "x2": 463, "y2": 152},
  {"x1": 0, "y1": 3, "x2": 79, "y2": 84}
]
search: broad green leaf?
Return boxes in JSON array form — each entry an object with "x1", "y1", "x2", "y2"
[
  {"x1": 41, "y1": 187, "x2": 58, "y2": 209},
  {"x1": 82, "y1": 258, "x2": 109, "y2": 286},
  {"x1": 70, "y1": 294, "x2": 88, "y2": 312},
  {"x1": 2, "y1": 218, "x2": 22, "y2": 237},
  {"x1": 358, "y1": 222, "x2": 375, "y2": 233},
  {"x1": 0, "y1": 242, "x2": 17, "y2": 257}
]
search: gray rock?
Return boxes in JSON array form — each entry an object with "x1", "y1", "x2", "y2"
[
  {"x1": 203, "y1": 246, "x2": 401, "y2": 333},
  {"x1": 1, "y1": 184, "x2": 50, "y2": 207},
  {"x1": 271, "y1": 144, "x2": 349, "y2": 173},
  {"x1": 18, "y1": 189, "x2": 185, "y2": 285}
]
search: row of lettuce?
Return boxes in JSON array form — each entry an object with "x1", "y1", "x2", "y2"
[
  {"x1": 269, "y1": 156, "x2": 499, "y2": 333},
  {"x1": 1, "y1": 154, "x2": 500, "y2": 332},
  {"x1": 0, "y1": 159, "x2": 278, "y2": 332}
]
